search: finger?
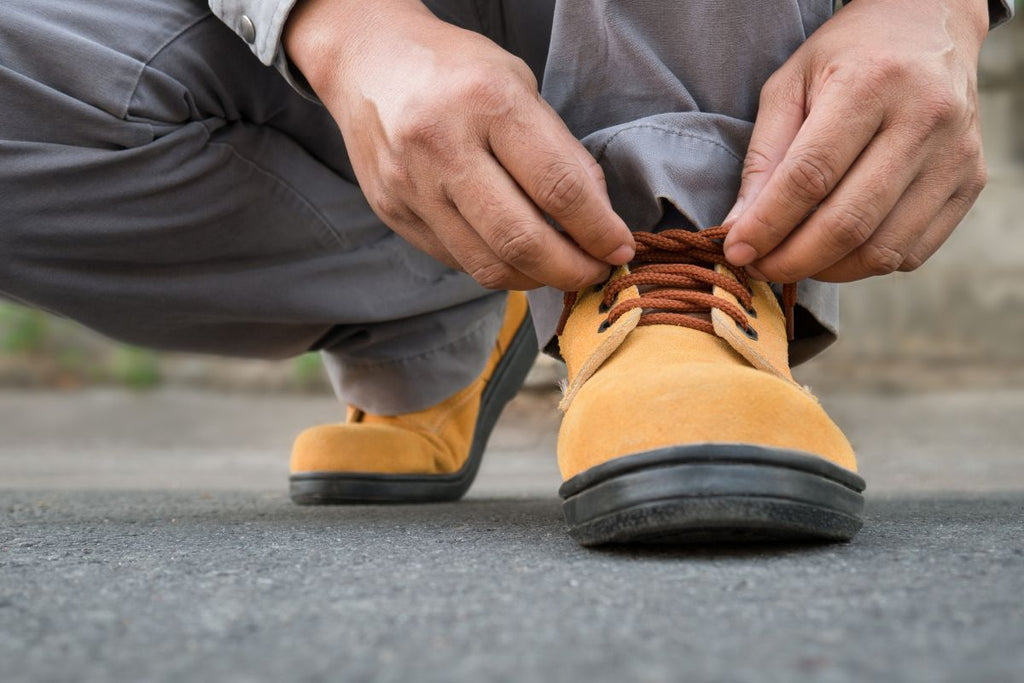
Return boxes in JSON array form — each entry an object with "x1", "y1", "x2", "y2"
[
  {"x1": 447, "y1": 152, "x2": 612, "y2": 291},
  {"x1": 811, "y1": 175, "x2": 950, "y2": 282},
  {"x1": 489, "y1": 96, "x2": 635, "y2": 266},
  {"x1": 723, "y1": 66, "x2": 806, "y2": 236},
  {"x1": 363, "y1": 189, "x2": 466, "y2": 272},
  {"x1": 422, "y1": 201, "x2": 543, "y2": 290},
  {"x1": 747, "y1": 128, "x2": 925, "y2": 283},
  {"x1": 725, "y1": 78, "x2": 885, "y2": 267},
  {"x1": 385, "y1": 211, "x2": 464, "y2": 272},
  {"x1": 898, "y1": 185, "x2": 981, "y2": 273}
]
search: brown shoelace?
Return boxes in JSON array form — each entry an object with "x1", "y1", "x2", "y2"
[{"x1": 555, "y1": 226, "x2": 797, "y2": 341}]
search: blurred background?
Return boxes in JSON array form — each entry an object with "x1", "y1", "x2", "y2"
[{"x1": 0, "y1": 19, "x2": 1021, "y2": 398}]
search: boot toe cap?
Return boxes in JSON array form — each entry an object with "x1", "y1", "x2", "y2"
[
  {"x1": 558, "y1": 362, "x2": 856, "y2": 480},
  {"x1": 291, "y1": 423, "x2": 452, "y2": 475}
]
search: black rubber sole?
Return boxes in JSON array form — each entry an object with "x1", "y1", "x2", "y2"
[
  {"x1": 559, "y1": 444, "x2": 866, "y2": 546},
  {"x1": 289, "y1": 308, "x2": 538, "y2": 505}
]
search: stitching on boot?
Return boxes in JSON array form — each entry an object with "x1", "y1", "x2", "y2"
[{"x1": 558, "y1": 307, "x2": 640, "y2": 412}]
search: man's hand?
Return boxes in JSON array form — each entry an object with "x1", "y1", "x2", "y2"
[
  {"x1": 723, "y1": 0, "x2": 990, "y2": 283},
  {"x1": 284, "y1": 0, "x2": 634, "y2": 291}
]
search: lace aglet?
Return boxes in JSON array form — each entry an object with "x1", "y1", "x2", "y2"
[
  {"x1": 555, "y1": 291, "x2": 578, "y2": 337},
  {"x1": 782, "y1": 283, "x2": 797, "y2": 343}
]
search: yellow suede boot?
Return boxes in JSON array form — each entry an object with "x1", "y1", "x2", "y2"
[
  {"x1": 556, "y1": 227, "x2": 865, "y2": 545},
  {"x1": 290, "y1": 291, "x2": 536, "y2": 504}
]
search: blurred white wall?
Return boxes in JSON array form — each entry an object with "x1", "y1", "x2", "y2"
[{"x1": 798, "y1": 19, "x2": 1024, "y2": 390}]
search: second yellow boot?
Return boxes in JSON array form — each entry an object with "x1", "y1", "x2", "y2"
[
  {"x1": 290, "y1": 291, "x2": 536, "y2": 504},
  {"x1": 556, "y1": 228, "x2": 865, "y2": 545}
]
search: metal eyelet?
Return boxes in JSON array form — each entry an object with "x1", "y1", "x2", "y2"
[
  {"x1": 598, "y1": 301, "x2": 610, "y2": 314},
  {"x1": 598, "y1": 319, "x2": 611, "y2": 333},
  {"x1": 736, "y1": 320, "x2": 758, "y2": 340},
  {"x1": 745, "y1": 305, "x2": 758, "y2": 319}
]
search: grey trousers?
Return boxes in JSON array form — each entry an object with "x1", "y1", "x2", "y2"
[{"x1": 0, "y1": 0, "x2": 839, "y2": 414}]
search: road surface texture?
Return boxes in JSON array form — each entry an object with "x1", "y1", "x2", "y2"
[{"x1": 2, "y1": 388, "x2": 1023, "y2": 683}]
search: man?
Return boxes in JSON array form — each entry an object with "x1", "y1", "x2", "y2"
[{"x1": 0, "y1": 0, "x2": 1010, "y2": 545}]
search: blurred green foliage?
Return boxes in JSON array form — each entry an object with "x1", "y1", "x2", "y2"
[
  {"x1": 110, "y1": 348, "x2": 162, "y2": 389},
  {"x1": 0, "y1": 303, "x2": 327, "y2": 392},
  {"x1": 292, "y1": 353, "x2": 326, "y2": 389},
  {"x1": 0, "y1": 305, "x2": 49, "y2": 354}
]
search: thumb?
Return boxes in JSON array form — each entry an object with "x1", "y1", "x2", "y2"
[{"x1": 723, "y1": 67, "x2": 807, "y2": 266}]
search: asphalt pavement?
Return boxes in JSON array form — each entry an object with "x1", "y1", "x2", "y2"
[{"x1": 1, "y1": 388, "x2": 1023, "y2": 682}]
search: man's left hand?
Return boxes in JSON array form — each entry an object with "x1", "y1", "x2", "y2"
[{"x1": 723, "y1": 0, "x2": 990, "y2": 283}]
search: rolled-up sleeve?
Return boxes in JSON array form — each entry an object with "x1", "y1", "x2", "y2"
[{"x1": 209, "y1": 0, "x2": 318, "y2": 99}]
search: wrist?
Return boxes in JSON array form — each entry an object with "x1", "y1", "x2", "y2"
[
  {"x1": 283, "y1": 0, "x2": 427, "y2": 96},
  {"x1": 944, "y1": 0, "x2": 990, "y2": 48}
]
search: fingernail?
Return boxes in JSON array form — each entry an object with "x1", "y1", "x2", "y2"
[
  {"x1": 724, "y1": 241, "x2": 758, "y2": 266},
  {"x1": 606, "y1": 244, "x2": 635, "y2": 265},
  {"x1": 745, "y1": 264, "x2": 769, "y2": 282}
]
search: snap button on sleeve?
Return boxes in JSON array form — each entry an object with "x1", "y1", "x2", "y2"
[{"x1": 239, "y1": 15, "x2": 257, "y2": 44}]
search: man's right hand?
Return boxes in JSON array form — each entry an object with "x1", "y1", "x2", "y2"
[{"x1": 284, "y1": 0, "x2": 635, "y2": 291}]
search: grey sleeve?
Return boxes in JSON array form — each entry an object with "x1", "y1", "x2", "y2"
[
  {"x1": 208, "y1": 0, "x2": 318, "y2": 100},
  {"x1": 990, "y1": 0, "x2": 1014, "y2": 28},
  {"x1": 213, "y1": 0, "x2": 1013, "y2": 101}
]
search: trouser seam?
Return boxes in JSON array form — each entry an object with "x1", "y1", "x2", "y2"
[
  {"x1": 207, "y1": 139, "x2": 347, "y2": 250},
  {"x1": 123, "y1": 12, "x2": 212, "y2": 120}
]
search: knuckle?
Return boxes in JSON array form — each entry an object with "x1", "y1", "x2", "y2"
[
  {"x1": 468, "y1": 260, "x2": 517, "y2": 290},
  {"x1": 463, "y1": 72, "x2": 520, "y2": 120},
  {"x1": 741, "y1": 147, "x2": 774, "y2": 184},
  {"x1": 368, "y1": 191, "x2": 407, "y2": 224},
  {"x1": 859, "y1": 242, "x2": 905, "y2": 276},
  {"x1": 433, "y1": 250, "x2": 462, "y2": 271},
  {"x1": 394, "y1": 114, "x2": 450, "y2": 155},
  {"x1": 376, "y1": 159, "x2": 411, "y2": 191},
  {"x1": 534, "y1": 161, "x2": 588, "y2": 216},
  {"x1": 949, "y1": 168, "x2": 988, "y2": 213},
  {"x1": 587, "y1": 158, "x2": 608, "y2": 190},
  {"x1": 759, "y1": 68, "x2": 795, "y2": 106},
  {"x1": 956, "y1": 132, "x2": 984, "y2": 161},
  {"x1": 507, "y1": 56, "x2": 538, "y2": 91},
  {"x1": 967, "y1": 164, "x2": 989, "y2": 199},
  {"x1": 850, "y1": 58, "x2": 907, "y2": 110},
  {"x1": 919, "y1": 89, "x2": 962, "y2": 127},
  {"x1": 760, "y1": 72, "x2": 782, "y2": 101},
  {"x1": 862, "y1": 56, "x2": 907, "y2": 85},
  {"x1": 784, "y1": 149, "x2": 838, "y2": 205},
  {"x1": 493, "y1": 222, "x2": 545, "y2": 268},
  {"x1": 826, "y1": 203, "x2": 876, "y2": 252},
  {"x1": 899, "y1": 253, "x2": 925, "y2": 272}
]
